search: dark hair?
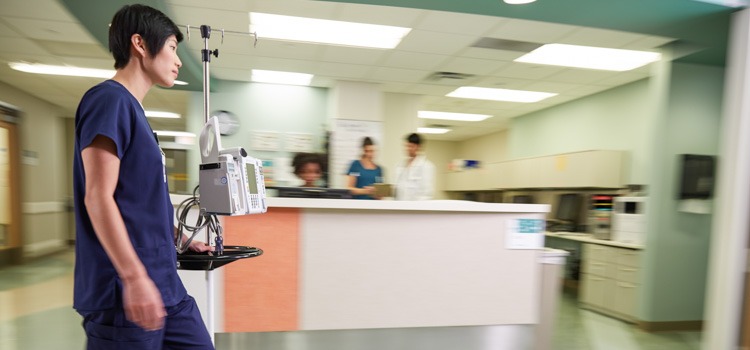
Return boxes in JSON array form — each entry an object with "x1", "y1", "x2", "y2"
[
  {"x1": 109, "y1": 4, "x2": 183, "y2": 69},
  {"x1": 292, "y1": 153, "x2": 322, "y2": 176},
  {"x1": 362, "y1": 137, "x2": 374, "y2": 148},
  {"x1": 406, "y1": 133, "x2": 421, "y2": 145}
]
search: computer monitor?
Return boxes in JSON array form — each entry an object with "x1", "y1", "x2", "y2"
[
  {"x1": 555, "y1": 193, "x2": 581, "y2": 223},
  {"x1": 512, "y1": 195, "x2": 534, "y2": 204},
  {"x1": 549, "y1": 193, "x2": 581, "y2": 232},
  {"x1": 275, "y1": 187, "x2": 352, "y2": 199}
]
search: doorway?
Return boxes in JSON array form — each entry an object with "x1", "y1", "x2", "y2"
[{"x1": 0, "y1": 105, "x2": 22, "y2": 266}]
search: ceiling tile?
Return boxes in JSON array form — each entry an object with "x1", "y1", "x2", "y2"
[
  {"x1": 557, "y1": 26, "x2": 648, "y2": 48},
  {"x1": 397, "y1": 30, "x2": 476, "y2": 55},
  {"x1": 0, "y1": 19, "x2": 22, "y2": 38},
  {"x1": 472, "y1": 75, "x2": 536, "y2": 90},
  {"x1": 544, "y1": 68, "x2": 621, "y2": 85},
  {"x1": 488, "y1": 19, "x2": 578, "y2": 44},
  {"x1": 621, "y1": 35, "x2": 675, "y2": 50},
  {"x1": 319, "y1": 46, "x2": 387, "y2": 66},
  {"x1": 523, "y1": 81, "x2": 584, "y2": 93},
  {"x1": 438, "y1": 57, "x2": 509, "y2": 76},
  {"x1": 166, "y1": 0, "x2": 251, "y2": 12},
  {"x1": 313, "y1": 61, "x2": 371, "y2": 79},
  {"x1": 381, "y1": 51, "x2": 448, "y2": 70},
  {"x1": 492, "y1": 62, "x2": 564, "y2": 80},
  {"x1": 367, "y1": 67, "x2": 431, "y2": 83},
  {"x1": 3, "y1": 17, "x2": 97, "y2": 44},
  {"x1": 211, "y1": 67, "x2": 252, "y2": 82},
  {"x1": 0, "y1": 37, "x2": 50, "y2": 56},
  {"x1": 459, "y1": 47, "x2": 525, "y2": 61},
  {"x1": 415, "y1": 10, "x2": 505, "y2": 36},
  {"x1": 249, "y1": 0, "x2": 341, "y2": 19},
  {"x1": 1, "y1": 0, "x2": 80, "y2": 22},
  {"x1": 338, "y1": 3, "x2": 423, "y2": 27}
]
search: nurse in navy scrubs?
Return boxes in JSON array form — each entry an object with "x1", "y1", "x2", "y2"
[{"x1": 72, "y1": 4, "x2": 213, "y2": 349}]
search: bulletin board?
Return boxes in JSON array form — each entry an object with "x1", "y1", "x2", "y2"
[{"x1": 329, "y1": 119, "x2": 383, "y2": 188}]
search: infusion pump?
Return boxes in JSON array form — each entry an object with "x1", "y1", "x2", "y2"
[{"x1": 198, "y1": 117, "x2": 267, "y2": 215}]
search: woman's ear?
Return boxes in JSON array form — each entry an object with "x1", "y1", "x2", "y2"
[{"x1": 130, "y1": 34, "x2": 147, "y2": 57}]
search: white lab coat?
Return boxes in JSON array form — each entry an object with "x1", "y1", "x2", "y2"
[{"x1": 395, "y1": 154, "x2": 435, "y2": 201}]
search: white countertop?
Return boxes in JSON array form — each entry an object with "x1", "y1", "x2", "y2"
[
  {"x1": 544, "y1": 231, "x2": 644, "y2": 250},
  {"x1": 170, "y1": 194, "x2": 550, "y2": 214}
]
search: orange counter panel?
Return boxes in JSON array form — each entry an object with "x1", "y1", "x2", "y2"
[{"x1": 223, "y1": 208, "x2": 300, "y2": 332}]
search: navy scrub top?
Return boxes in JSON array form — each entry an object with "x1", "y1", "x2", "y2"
[{"x1": 72, "y1": 80, "x2": 186, "y2": 312}]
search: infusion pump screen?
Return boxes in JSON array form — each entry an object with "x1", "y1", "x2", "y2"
[{"x1": 246, "y1": 163, "x2": 258, "y2": 195}]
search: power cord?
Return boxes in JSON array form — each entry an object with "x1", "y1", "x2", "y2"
[{"x1": 174, "y1": 185, "x2": 224, "y2": 254}]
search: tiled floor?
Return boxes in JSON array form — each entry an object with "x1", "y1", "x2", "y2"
[{"x1": 0, "y1": 249, "x2": 701, "y2": 350}]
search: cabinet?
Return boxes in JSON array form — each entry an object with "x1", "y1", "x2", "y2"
[
  {"x1": 443, "y1": 150, "x2": 626, "y2": 191},
  {"x1": 579, "y1": 243, "x2": 641, "y2": 322}
]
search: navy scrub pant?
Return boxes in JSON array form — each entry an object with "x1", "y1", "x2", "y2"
[{"x1": 80, "y1": 295, "x2": 214, "y2": 350}]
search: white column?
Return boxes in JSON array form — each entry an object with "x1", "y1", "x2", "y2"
[{"x1": 703, "y1": 8, "x2": 750, "y2": 350}]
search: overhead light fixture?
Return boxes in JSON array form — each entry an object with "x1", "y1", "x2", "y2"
[
  {"x1": 251, "y1": 69, "x2": 313, "y2": 86},
  {"x1": 418, "y1": 111, "x2": 491, "y2": 122},
  {"x1": 447, "y1": 86, "x2": 556, "y2": 103},
  {"x1": 504, "y1": 0, "x2": 537, "y2": 4},
  {"x1": 8, "y1": 62, "x2": 188, "y2": 85},
  {"x1": 145, "y1": 111, "x2": 181, "y2": 119},
  {"x1": 418, "y1": 127, "x2": 450, "y2": 134},
  {"x1": 515, "y1": 44, "x2": 662, "y2": 71},
  {"x1": 250, "y1": 12, "x2": 412, "y2": 49}
]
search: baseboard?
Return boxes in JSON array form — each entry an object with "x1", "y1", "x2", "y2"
[
  {"x1": 23, "y1": 239, "x2": 66, "y2": 258},
  {"x1": 637, "y1": 320, "x2": 703, "y2": 332}
]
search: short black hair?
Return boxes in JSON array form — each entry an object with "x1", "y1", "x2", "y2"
[
  {"x1": 109, "y1": 4, "x2": 183, "y2": 69},
  {"x1": 362, "y1": 137, "x2": 374, "y2": 148},
  {"x1": 406, "y1": 133, "x2": 421, "y2": 145},
  {"x1": 292, "y1": 153, "x2": 323, "y2": 176}
]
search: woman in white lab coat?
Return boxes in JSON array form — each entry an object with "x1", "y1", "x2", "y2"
[{"x1": 395, "y1": 133, "x2": 435, "y2": 200}]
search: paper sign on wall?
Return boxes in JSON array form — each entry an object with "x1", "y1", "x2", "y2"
[{"x1": 506, "y1": 219, "x2": 545, "y2": 249}]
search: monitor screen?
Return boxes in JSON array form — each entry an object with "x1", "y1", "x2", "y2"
[
  {"x1": 555, "y1": 193, "x2": 581, "y2": 223},
  {"x1": 512, "y1": 195, "x2": 534, "y2": 204}
]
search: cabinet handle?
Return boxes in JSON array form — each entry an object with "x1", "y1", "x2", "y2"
[
  {"x1": 618, "y1": 282, "x2": 636, "y2": 288},
  {"x1": 620, "y1": 268, "x2": 637, "y2": 272}
]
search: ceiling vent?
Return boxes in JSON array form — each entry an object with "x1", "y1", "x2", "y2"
[
  {"x1": 471, "y1": 37, "x2": 542, "y2": 52},
  {"x1": 426, "y1": 71, "x2": 474, "y2": 81}
]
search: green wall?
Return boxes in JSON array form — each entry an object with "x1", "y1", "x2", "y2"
[
  {"x1": 639, "y1": 62, "x2": 723, "y2": 322},
  {"x1": 508, "y1": 79, "x2": 654, "y2": 184},
  {"x1": 187, "y1": 81, "x2": 329, "y2": 189},
  {"x1": 509, "y1": 61, "x2": 724, "y2": 323}
]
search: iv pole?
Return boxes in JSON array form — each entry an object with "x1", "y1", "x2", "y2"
[{"x1": 179, "y1": 23, "x2": 258, "y2": 344}]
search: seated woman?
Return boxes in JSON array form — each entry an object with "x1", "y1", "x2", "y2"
[{"x1": 292, "y1": 152, "x2": 323, "y2": 188}]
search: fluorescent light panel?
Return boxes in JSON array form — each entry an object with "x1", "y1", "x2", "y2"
[
  {"x1": 418, "y1": 111, "x2": 491, "y2": 122},
  {"x1": 251, "y1": 69, "x2": 312, "y2": 86},
  {"x1": 9, "y1": 62, "x2": 188, "y2": 85},
  {"x1": 250, "y1": 12, "x2": 411, "y2": 49},
  {"x1": 418, "y1": 127, "x2": 450, "y2": 134},
  {"x1": 447, "y1": 86, "x2": 556, "y2": 103},
  {"x1": 145, "y1": 111, "x2": 181, "y2": 119},
  {"x1": 504, "y1": 0, "x2": 537, "y2": 4},
  {"x1": 515, "y1": 44, "x2": 661, "y2": 71}
]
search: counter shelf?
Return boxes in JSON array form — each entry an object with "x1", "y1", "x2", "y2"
[{"x1": 177, "y1": 245, "x2": 263, "y2": 271}]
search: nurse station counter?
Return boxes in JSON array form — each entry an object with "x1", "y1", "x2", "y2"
[{"x1": 175, "y1": 196, "x2": 561, "y2": 349}]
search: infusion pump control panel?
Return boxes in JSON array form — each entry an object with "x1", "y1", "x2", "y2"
[{"x1": 198, "y1": 117, "x2": 267, "y2": 216}]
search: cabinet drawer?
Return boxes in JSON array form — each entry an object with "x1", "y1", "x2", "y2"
[
  {"x1": 615, "y1": 249, "x2": 641, "y2": 268},
  {"x1": 584, "y1": 244, "x2": 613, "y2": 263},
  {"x1": 580, "y1": 273, "x2": 615, "y2": 309},
  {"x1": 583, "y1": 259, "x2": 615, "y2": 277},
  {"x1": 616, "y1": 265, "x2": 639, "y2": 284},
  {"x1": 613, "y1": 281, "x2": 638, "y2": 319}
]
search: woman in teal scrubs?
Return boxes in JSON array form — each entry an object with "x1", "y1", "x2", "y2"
[{"x1": 346, "y1": 137, "x2": 384, "y2": 199}]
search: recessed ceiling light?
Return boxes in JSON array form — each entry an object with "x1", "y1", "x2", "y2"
[
  {"x1": 8, "y1": 62, "x2": 188, "y2": 85},
  {"x1": 447, "y1": 86, "x2": 556, "y2": 103},
  {"x1": 418, "y1": 111, "x2": 491, "y2": 122},
  {"x1": 515, "y1": 44, "x2": 661, "y2": 71},
  {"x1": 250, "y1": 12, "x2": 411, "y2": 49},
  {"x1": 418, "y1": 127, "x2": 450, "y2": 134},
  {"x1": 251, "y1": 69, "x2": 313, "y2": 86},
  {"x1": 145, "y1": 111, "x2": 181, "y2": 119}
]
